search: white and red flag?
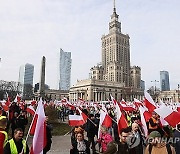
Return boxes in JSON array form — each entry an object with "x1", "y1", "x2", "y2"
[
  {"x1": 111, "y1": 96, "x2": 128, "y2": 133},
  {"x1": 144, "y1": 91, "x2": 157, "y2": 112},
  {"x1": 29, "y1": 99, "x2": 47, "y2": 154},
  {"x1": 68, "y1": 114, "x2": 86, "y2": 126},
  {"x1": 139, "y1": 106, "x2": 148, "y2": 137},
  {"x1": 14, "y1": 94, "x2": 21, "y2": 103},
  {"x1": 26, "y1": 105, "x2": 35, "y2": 116},
  {"x1": 154, "y1": 105, "x2": 180, "y2": 128}
]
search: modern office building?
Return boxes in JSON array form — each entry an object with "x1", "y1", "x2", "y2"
[
  {"x1": 59, "y1": 48, "x2": 72, "y2": 90},
  {"x1": 160, "y1": 71, "x2": 170, "y2": 91},
  {"x1": 18, "y1": 63, "x2": 34, "y2": 97}
]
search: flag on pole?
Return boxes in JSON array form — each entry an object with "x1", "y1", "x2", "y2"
[
  {"x1": 154, "y1": 105, "x2": 180, "y2": 127},
  {"x1": 144, "y1": 91, "x2": 157, "y2": 112},
  {"x1": 139, "y1": 106, "x2": 148, "y2": 137},
  {"x1": 29, "y1": 99, "x2": 47, "y2": 154},
  {"x1": 68, "y1": 115, "x2": 86, "y2": 126}
]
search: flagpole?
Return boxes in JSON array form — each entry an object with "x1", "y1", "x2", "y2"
[{"x1": 25, "y1": 112, "x2": 36, "y2": 142}]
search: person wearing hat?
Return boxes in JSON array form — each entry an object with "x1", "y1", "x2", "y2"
[
  {"x1": 0, "y1": 116, "x2": 8, "y2": 153},
  {"x1": 145, "y1": 131, "x2": 176, "y2": 154}
]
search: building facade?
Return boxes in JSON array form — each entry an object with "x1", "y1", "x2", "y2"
[
  {"x1": 70, "y1": 2, "x2": 143, "y2": 102},
  {"x1": 59, "y1": 48, "x2": 72, "y2": 90},
  {"x1": 18, "y1": 63, "x2": 34, "y2": 98},
  {"x1": 160, "y1": 71, "x2": 170, "y2": 91}
]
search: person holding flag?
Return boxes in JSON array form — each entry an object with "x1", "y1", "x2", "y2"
[{"x1": 0, "y1": 116, "x2": 8, "y2": 153}]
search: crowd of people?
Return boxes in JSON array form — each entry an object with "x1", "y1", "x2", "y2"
[
  {"x1": 61, "y1": 103, "x2": 180, "y2": 154},
  {"x1": 0, "y1": 101, "x2": 52, "y2": 154}
]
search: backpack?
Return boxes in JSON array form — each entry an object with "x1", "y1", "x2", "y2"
[{"x1": 148, "y1": 143, "x2": 172, "y2": 154}]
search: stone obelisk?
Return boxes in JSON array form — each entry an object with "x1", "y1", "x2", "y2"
[{"x1": 39, "y1": 56, "x2": 46, "y2": 98}]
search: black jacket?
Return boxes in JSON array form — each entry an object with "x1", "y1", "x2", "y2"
[{"x1": 71, "y1": 139, "x2": 90, "y2": 154}]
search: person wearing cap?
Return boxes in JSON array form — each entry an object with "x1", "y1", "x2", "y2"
[
  {"x1": 145, "y1": 131, "x2": 176, "y2": 154},
  {"x1": 0, "y1": 116, "x2": 8, "y2": 153}
]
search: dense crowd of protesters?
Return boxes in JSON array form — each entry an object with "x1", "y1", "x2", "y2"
[{"x1": 60, "y1": 103, "x2": 180, "y2": 154}]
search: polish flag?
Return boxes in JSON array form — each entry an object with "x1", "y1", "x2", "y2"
[
  {"x1": 139, "y1": 106, "x2": 148, "y2": 136},
  {"x1": 134, "y1": 98, "x2": 143, "y2": 108},
  {"x1": 110, "y1": 95, "x2": 117, "y2": 105},
  {"x1": 68, "y1": 115, "x2": 86, "y2": 126},
  {"x1": 154, "y1": 105, "x2": 180, "y2": 128},
  {"x1": 144, "y1": 91, "x2": 157, "y2": 112},
  {"x1": 115, "y1": 100, "x2": 128, "y2": 133},
  {"x1": 5, "y1": 93, "x2": 11, "y2": 107},
  {"x1": 101, "y1": 104, "x2": 112, "y2": 128},
  {"x1": 31, "y1": 100, "x2": 37, "y2": 106},
  {"x1": 29, "y1": 100, "x2": 47, "y2": 154},
  {"x1": 26, "y1": 105, "x2": 35, "y2": 116},
  {"x1": 77, "y1": 108, "x2": 88, "y2": 122},
  {"x1": 14, "y1": 94, "x2": 21, "y2": 103}
]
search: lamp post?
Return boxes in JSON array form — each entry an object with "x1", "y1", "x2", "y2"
[{"x1": 151, "y1": 80, "x2": 159, "y2": 101}]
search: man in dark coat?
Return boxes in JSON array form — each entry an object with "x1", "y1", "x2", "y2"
[
  {"x1": 86, "y1": 114, "x2": 97, "y2": 154},
  {"x1": 43, "y1": 116, "x2": 53, "y2": 154},
  {"x1": 173, "y1": 123, "x2": 180, "y2": 154}
]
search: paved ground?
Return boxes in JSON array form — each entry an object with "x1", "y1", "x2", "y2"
[{"x1": 48, "y1": 135, "x2": 71, "y2": 154}]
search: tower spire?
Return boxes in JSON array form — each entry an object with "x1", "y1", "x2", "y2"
[{"x1": 113, "y1": 0, "x2": 116, "y2": 13}]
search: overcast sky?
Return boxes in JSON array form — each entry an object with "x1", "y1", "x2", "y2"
[{"x1": 0, "y1": 0, "x2": 180, "y2": 90}]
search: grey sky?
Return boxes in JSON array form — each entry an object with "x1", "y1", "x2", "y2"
[{"x1": 0, "y1": 0, "x2": 180, "y2": 90}]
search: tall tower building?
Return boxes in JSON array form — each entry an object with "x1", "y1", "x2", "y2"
[
  {"x1": 18, "y1": 63, "x2": 34, "y2": 97},
  {"x1": 59, "y1": 48, "x2": 72, "y2": 90},
  {"x1": 101, "y1": 1, "x2": 130, "y2": 86},
  {"x1": 160, "y1": 71, "x2": 170, "y2": 91},
  {"x1": 39, "y1": 56, "x2": 46, "y2": 98}
]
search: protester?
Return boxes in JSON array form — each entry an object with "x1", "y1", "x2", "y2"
[
  {"x1": 16, "y1": 110, "x2": 28, "y2": 134},
  {"x1": 4, "y1": 128, "x2": 29, "y2": 154},
  {"x1": 129, "y1": 122, "x2": 145, "y2": 154},
  {"x1": 86, "y1": 114, "x2": 97, "y2": 154},
  {"x1": 43, "y1": 116, "x2": 53, "y2": 154},
  {"x1": 0, "y1": 116, "x2": 8, "y2": 154},
  {"x1": 71, "y1": 132, "x2": 90, "y2": 154},
  {"x1": 148, "y1": 112, "x2": 161, "y2": 134},
  {"x1": 104, "y1": 127, "x2": 130, "y2": 154},
  {"x1": 10, "y1": 112, "x2": 19, "y2": 137},
  {"x1": 144, "y1": 131, "x2": 176, "y2": 154},
  {"x1": 173, "y1": 123, "x2": 180, "y2": 154},
  {"x1": 97, "y1": 126, "x2": 113, "y2": 153}
]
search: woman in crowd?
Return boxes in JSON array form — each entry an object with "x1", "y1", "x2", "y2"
[
  {"x1": 71, "y1": 132, "x2": 90, "y2": 154},
  {"x1": 97, "y1": 126, "x2": 113, "y2": 153}
]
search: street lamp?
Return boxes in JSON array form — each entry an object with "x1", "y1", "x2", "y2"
[{"x1": 151, "y1": 80, "x2": 159, "y2": 101}]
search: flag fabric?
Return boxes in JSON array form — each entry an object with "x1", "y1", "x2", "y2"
[
  {"x1": 68, "y1": 115, "x2": 86, "y2": 126},
  {"x1": 139, "y1": 106, "x2": 148, "y2": 137},
  {"x1": 77, "y1": 108, "x2": 88, "y2": 122},
  {"x1": 26, "y1": 105, "x2": 35, "y2": 116},
  {"x1": 115, "y1": 100, "x2": 128, "y2": 133},
  {"x1": 144, "y1": 91, "x2": 157, "y2": 112},
  {"x1": 154, "y1": 105, "x2": 180, "y2": 128},
  {"x1": 14, "y1": 94, "x2": 21, "y2": 103},
  {"x1": 30, "y1": 100, "x2": 46, "y2": 154}
]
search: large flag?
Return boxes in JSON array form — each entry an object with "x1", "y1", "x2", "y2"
[
  {"x1": 154, "y1": 105, "x2": 180, "y2": 128},
  {"x1": 68, "y1": 115, "x2": 86, "y2": 126},
  {"x1": 115, "y1": 99, "x2": 128, "y2": 133},
  {"x1": 144, "y1": 91, "x2": 157, "y2": 112},
  {"x1": 29, "y1": 100, "x2": 47, "y2": 154}
]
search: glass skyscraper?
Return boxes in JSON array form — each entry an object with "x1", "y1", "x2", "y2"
[
  {"x1": 59, "y1": 48, "x2": 72, "y2": 90},
  {"x1": 18, "y1": 63, "x2": 34, "y2": 96},
  {"x1": 160, "y1": 71, "x2": 170, "y2": 91}
]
